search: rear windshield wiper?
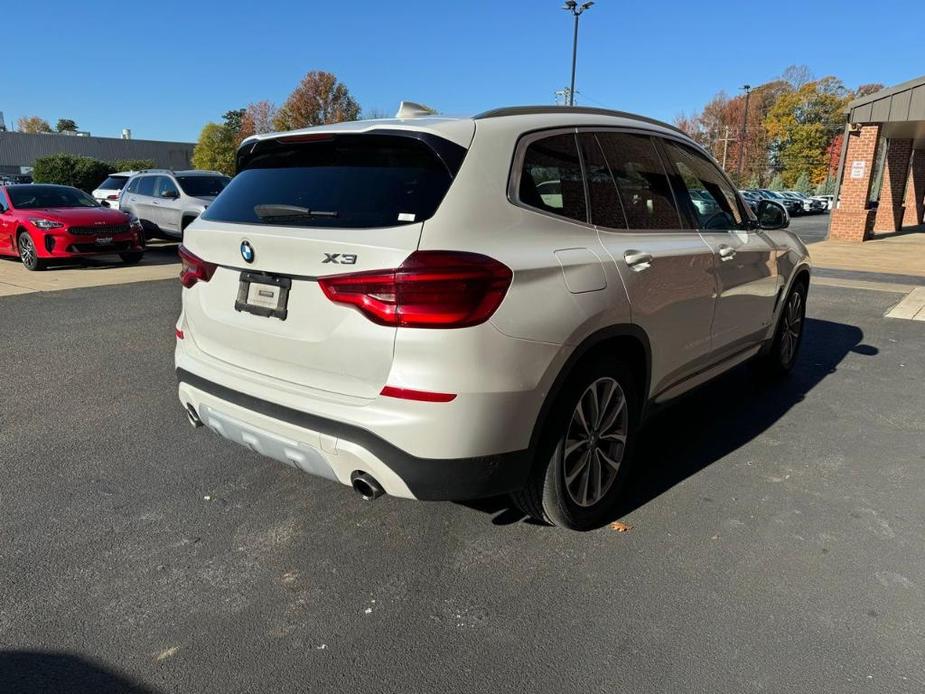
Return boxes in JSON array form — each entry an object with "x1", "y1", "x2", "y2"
[{"x1": 254, "y1": 204, "x2": 339, "y2": 222}]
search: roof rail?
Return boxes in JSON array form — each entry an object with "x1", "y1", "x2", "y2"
[
  {"x1": 473, "y1": 105, "x2": 687, "y2": 136},
  {"x1": 136, "y1": 168, "x2": 172, "y2": 174}
]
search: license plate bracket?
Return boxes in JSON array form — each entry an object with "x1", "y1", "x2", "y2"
[{"x1": 234, "y1": 271, "x2": 291, "y2": 321}]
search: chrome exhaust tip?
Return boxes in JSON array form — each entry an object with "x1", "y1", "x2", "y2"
[
  {"x1": 350, "y1": 471, "x2": 384, "y2": 501},
  {"x1": 186, "y1": 403, "x2": 203, "y2": 428}
]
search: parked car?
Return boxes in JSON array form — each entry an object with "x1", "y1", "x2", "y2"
[
  {"x1": 784, "y1": 191, "x2": 825, "y2": 214},
  {"x1": 812, "y1": 194, "x2": 834, "y2": 210},
  {"x1": 91, "y1": 171, "x2": 137, "y2": 207},
  {"x1": 739, "y1": 189, "x2": 761, "y2": 213},
  {"x1": 120, "y1": 169, "x2": 230, "y2": 240},
  {"x1": 175, "y1": 105, "x2": 809, "y2": 530},
  {"x1": 0, "y1": 184, "x2": 145, "y2": 270},
  {"x1": 753, "y1": 189, "x2": 802, "y2": 217}
]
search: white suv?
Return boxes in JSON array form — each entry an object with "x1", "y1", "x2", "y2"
[
  {"x1": 175, "y1": 106, "x2": 810, "y2": 530},
  {"x1": 120, "y1": 170, "x2": 230, "y2": 240}
]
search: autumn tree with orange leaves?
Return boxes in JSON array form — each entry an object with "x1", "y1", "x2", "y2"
[{"x1": 273, "y1": 71, "x2": 360, "y2": 131}]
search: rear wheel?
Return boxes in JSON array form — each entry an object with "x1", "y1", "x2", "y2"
[
  {"x1": 513, "y1": 358, "x2": 638, "y2": 530},
  {"x1": 17, "y1": 231, "x2": 44, "y2": 271},
  {"x1": 119, "y1": 252, "x2": 144, "y2": 265}
]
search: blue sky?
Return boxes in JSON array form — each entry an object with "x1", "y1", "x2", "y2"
[{"x1": 6, "y1": 0, "x2": 923, "y2": 142}]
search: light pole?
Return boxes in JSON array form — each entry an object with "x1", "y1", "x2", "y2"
[
  {"x1": 563, "y1": 1, "x2": 594, "y2": 107},
  {"x1": 736, "y1": 84, "x2": 751, "y2": 180}
]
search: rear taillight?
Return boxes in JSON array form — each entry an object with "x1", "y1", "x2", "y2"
[
  {"x1": 178, "y1": 245, "x2": 217, "y2": 289},
  {"x1": 106, "y1": 194, "x2": 119, "y2": 200},
  {"x1": 318, "y1": 251, "x2": 513, "y2": 329}
]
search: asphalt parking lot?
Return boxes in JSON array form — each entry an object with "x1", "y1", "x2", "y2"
[{"x1": 2, "y1": 271, "x2": 925, "y2": 692}]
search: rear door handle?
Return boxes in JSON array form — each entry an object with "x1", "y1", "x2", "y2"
[
  {"x1": 719, "y1": 245, "x2": 736, "y2": 261},
  {"x1": 624, "y1": 250, "x2": 654, "y2": 269}
]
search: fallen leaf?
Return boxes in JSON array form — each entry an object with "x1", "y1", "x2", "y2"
[{"x1": 610, "y1": 521, "x2": 632, "y2": 533}]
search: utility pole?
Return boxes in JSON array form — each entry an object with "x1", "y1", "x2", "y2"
[
  {"x1": 562, "y1": 1, "x2": 594, "y2": 106},
  {"x1": 555, "y1": 88, "x2": 573, "y2": 106},
  {"x1": 716, "y1": 126, "x2": 737, "y2": 170},
  {"x1": 736, "y1": 84, "x2": 751, "y2": 180}
]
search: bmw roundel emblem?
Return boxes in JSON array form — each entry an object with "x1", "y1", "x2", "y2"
[{"x1": 240, "y1": 240, "x2": 254, "y2": 263}]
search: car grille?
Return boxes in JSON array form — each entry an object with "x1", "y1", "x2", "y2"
[{"x1": 69, "y1": 224, "x2": 131, "y2": 236}]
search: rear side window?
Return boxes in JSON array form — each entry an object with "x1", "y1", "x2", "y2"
[
  {"x1": 518, "y1": 133, "x2": 587, "y2": 223},
  {"x1": 203, "y1": 134, "x2": 461, "y2": 229},
  {"x1": 136, "y1": 176, "x2": 156, "y2": 196},
  {"x1": 595, "y1": 133, "x2": 681, "y2": 231},
  {"x1": 99, "y1": 176, "x2": 129, "y2": 190},
  {"x1": 154, "y1": 176, "x2": 179, "y2": 198},
  {"x1": 176, "y1": 175, "x2": 229, "y2": 197},
  {"x1": 661, "y1": 139, "x2": 744, "y2": 230}
]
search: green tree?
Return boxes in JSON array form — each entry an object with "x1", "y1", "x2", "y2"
[
  {"x1": 111, "y1": 159, "x2": 156, "y2": 172},
  {"x1": 56, "y1": 118, "x2": 78, "y2": 132},
  {"x1": 32, "y1": 154, "x2": 114, "y2": 191},
  {"x1": 768, "y1": 173, "x2": 785, "y2": 191},
  {"x1": 273, "y1": 70, "x2": 360, "y2": 131},
  {"x1": 765, "y1": 77, "x2": 850, "y2": 187},
  {"x1": 17, "y1": 115, "x2": 52, "y2": 133},
  {"x1": 793, "y1": 171, "x2": 812, "y2": 194},
  {"x1": 223, "y1": 109, "x2": 246, "y2": 136},
  {"x1": 191, "y1": 122, "x2": 236, "y2": 175}
]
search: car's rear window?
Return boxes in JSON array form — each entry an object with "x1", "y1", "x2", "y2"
[
  {"x1": 202, "y1": 134, "x2": 462, "y2": 229},
  {"x1": 99, "y1": 176, "x2": 129, "y2": 190}
]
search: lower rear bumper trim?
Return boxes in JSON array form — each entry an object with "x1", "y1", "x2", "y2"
[{"x1": 176, "y1": 368, "x2": 531, "y2": 501}]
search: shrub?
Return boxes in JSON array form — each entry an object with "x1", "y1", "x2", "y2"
[
  {"x1": 32, "y1": 154, "x2": 114, "y2": 192},
  {"x1": 111, "y1": 159, "x2": 155, "y2": 172}
]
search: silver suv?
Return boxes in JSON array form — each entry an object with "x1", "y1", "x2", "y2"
[
  {"x1": 120, "y1": 169, "x2": 230, "y2": 240},
  {"x1": 175, "y1": 105, "x2": 809, "y2": 530}
]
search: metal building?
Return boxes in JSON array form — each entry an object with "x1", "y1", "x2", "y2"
[{"x1": 0, "y1": 130, "x2": 195, "y2": 177}]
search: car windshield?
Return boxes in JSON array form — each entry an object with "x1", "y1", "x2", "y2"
[
  {"x1": 98, "y1": 176, "x2": 129, "y2": 190},
  {"x1": 176, "y1": 175, "x2": 231, "y2": 198},
  {"x1": 8, "y1": 185, "x2": 99, "y2": 209}
]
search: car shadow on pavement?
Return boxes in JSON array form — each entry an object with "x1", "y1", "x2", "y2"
[
  {"x1": 461, "y1": 317, "x2": 878, "y2": 528},
  {"x1": 0, "y1": 651, "x2": 161, "y2": 694}
]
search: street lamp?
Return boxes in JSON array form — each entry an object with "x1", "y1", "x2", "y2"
[
  {"x1": 563, "y1": 1, "x2": 594, "y2": 106},
  {"x1": 736, "y1": 84, "x2": 751, "y2": 179}
]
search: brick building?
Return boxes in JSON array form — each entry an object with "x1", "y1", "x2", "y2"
[{"x1": 830, "y1": 76, "x2": 925, "y2": 241}]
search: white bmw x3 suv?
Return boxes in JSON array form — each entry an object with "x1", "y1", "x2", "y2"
[{"x1": 175, "y1": 105, "x2": 810, "y2": 530}]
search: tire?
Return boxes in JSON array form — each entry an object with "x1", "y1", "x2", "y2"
[
  {"x1": 512, "y1": 357, "x2": 639, "y2": 530},
  {"x1": 17, "y1": 231, "x2": 45, "y2": 271},
  {"x1": 119, "y1": 252, "x2": 144, "y2": 265},
  {"x1": 758, "y1": 280, "x2": 807, "y2": 376}
]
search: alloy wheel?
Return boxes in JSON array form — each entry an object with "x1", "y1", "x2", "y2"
[
  {"x1": 780, "y1": 291, "x2": 803, "y2": 365},
  {"x1": 19, "y1": 234, "x2": 37, "y2": 268},
  {"x1": 563, "y1": 377, "x2": 629, "y2": 508}
]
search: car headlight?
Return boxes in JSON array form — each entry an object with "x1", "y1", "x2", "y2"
[{"x1": 29, "y1": 218, "x2": 64, "y2": 230}]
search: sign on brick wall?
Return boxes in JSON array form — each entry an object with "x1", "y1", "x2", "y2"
[{"x1": 850, "y1": 160, "x2": 866, "y2": 179}]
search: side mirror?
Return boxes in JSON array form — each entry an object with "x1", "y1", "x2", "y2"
[
  {"x1": 757, "y1": 199, "x2": 789, "y2": 230},
  {"x1": 161, "y1": 189, "x2": 180, "y2": 199},
  {"x1": 100, "y1": 200, "x2": 111, "y2": 208}
]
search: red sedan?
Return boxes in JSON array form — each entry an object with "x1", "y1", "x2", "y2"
[{"x1": 0, "y1": 184, "x2": 145, "y2": 271}]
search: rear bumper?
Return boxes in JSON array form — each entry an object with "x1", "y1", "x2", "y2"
[{"x1": 177, "y1": 368, "x2": 531, "y2": 501}]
